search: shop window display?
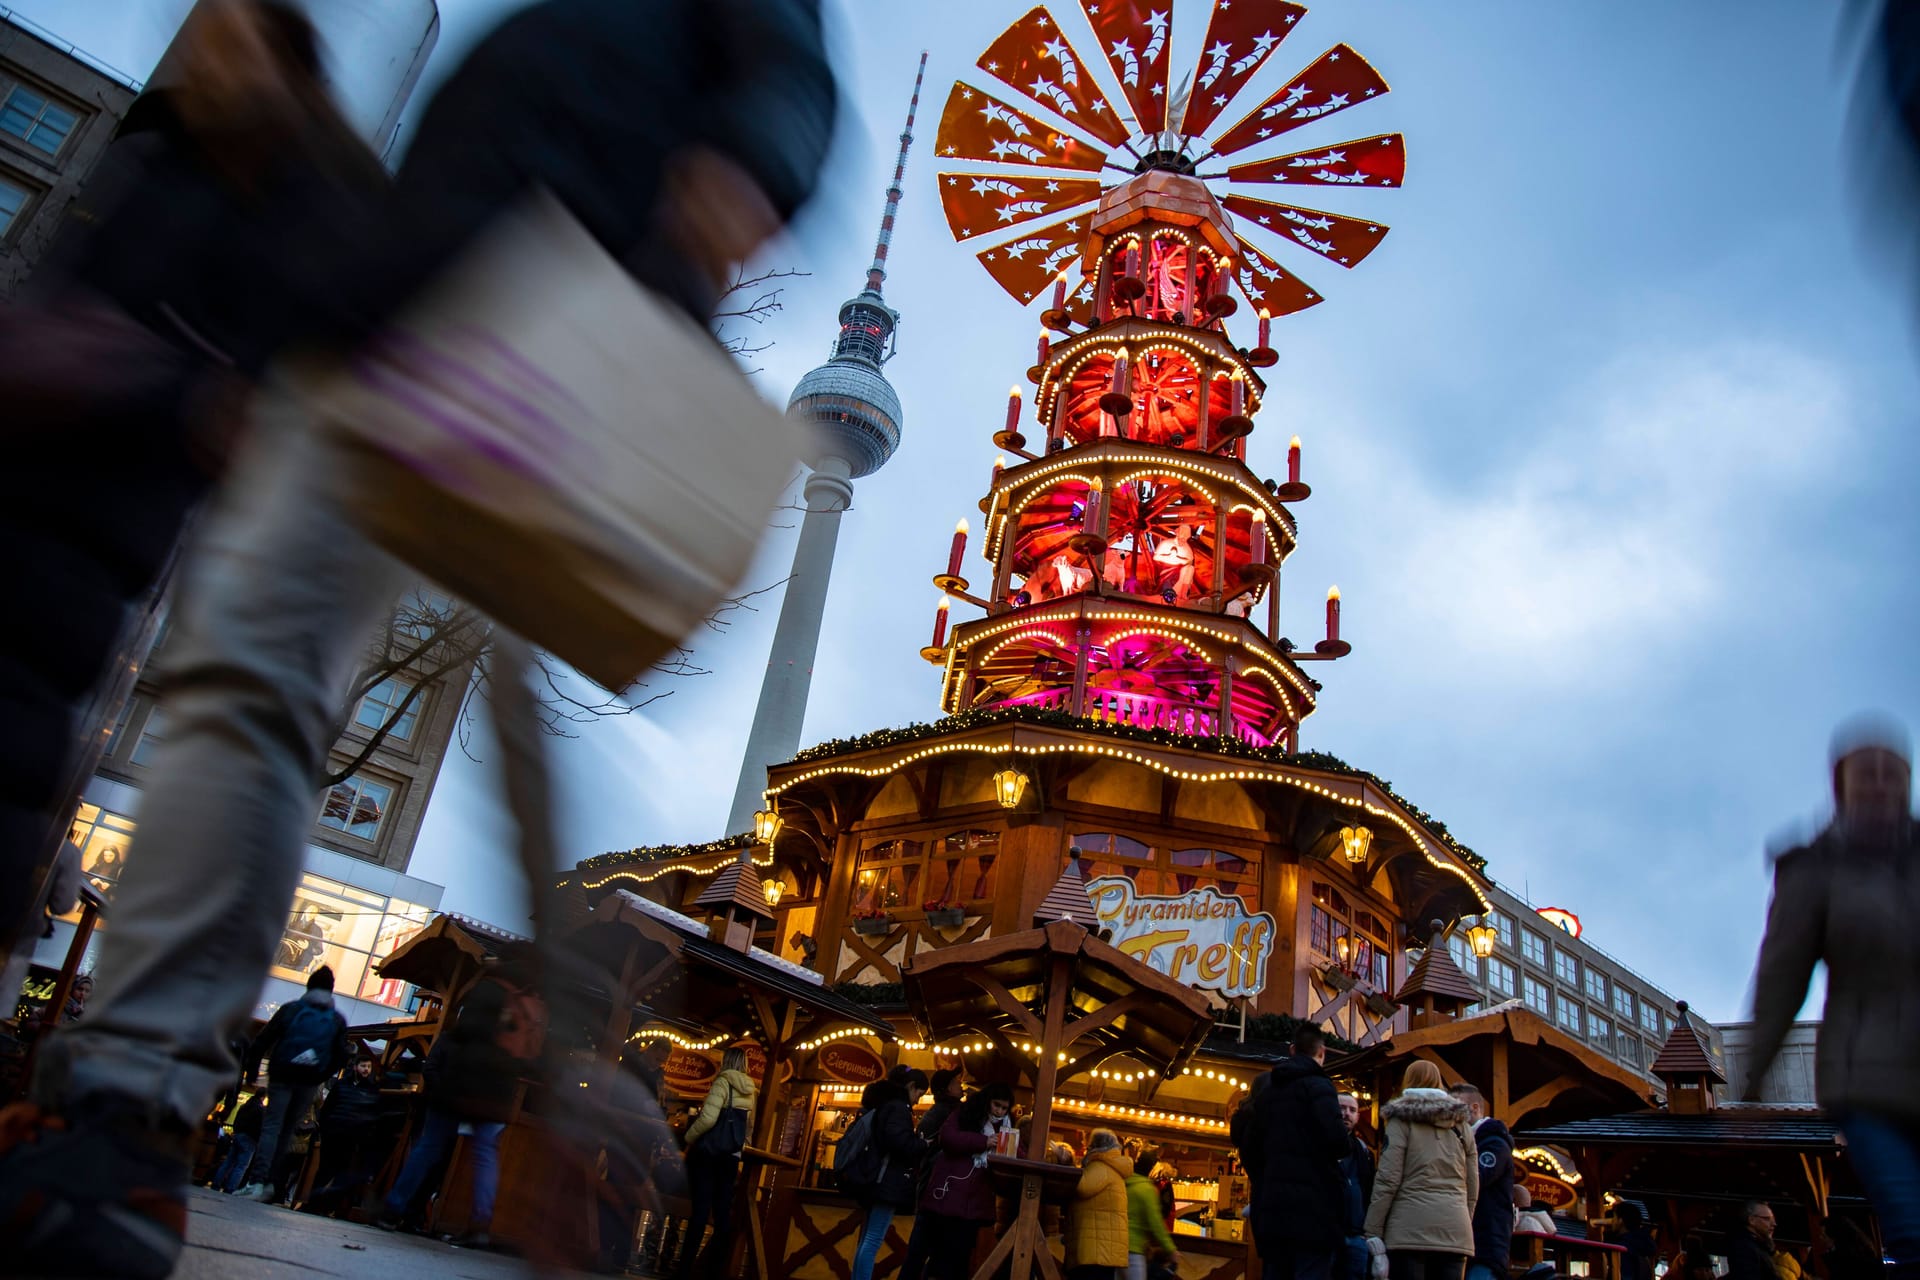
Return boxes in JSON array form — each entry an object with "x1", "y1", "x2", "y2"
[{"x1": 269, "y1": 872, "x2": 431, "y2": 1010}]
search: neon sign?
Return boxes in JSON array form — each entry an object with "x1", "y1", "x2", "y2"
[{"x1": 1086, "y1": 877, "x2": 1275, "y2": 998}]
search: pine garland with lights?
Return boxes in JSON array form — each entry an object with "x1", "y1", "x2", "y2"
[
  {"x1": 781, "y1": 705, "x2": 1488, "y2": 871},
  {"x1": 577, "y1": 831, "x2": 752, "y2": 874}
]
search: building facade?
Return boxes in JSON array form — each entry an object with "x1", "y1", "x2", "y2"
[
  {"x1": 1437, "y1": 880, "x2": 1727, "y2": 1085},
  {"x1": 1717, "y1": 1020, "x2": 1817, "y2": 1104},
  {"x1": 0, "y1": 11, "x2": 136, "y2": 298}
]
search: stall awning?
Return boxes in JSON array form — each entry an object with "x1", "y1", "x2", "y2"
[{"x1": 376, "y1": 913, "x2": 531, "y2": 993}]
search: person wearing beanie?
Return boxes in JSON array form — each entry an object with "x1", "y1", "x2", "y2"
[
  {"x1": 1068, "y1": 1128, "x2": 1132, "y2": 1280},
  {"x1": 1744, "y1": 715, "x2": 1920, "y2": 1274},
  {"x1": 235, "y1": 963, "x2": 348, "y2": 1202}
]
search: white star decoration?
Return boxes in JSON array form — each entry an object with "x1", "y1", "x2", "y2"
[
  {"x1": 961, "y1": 88, "x2": 974, "y2": 100},
  {"x1": 1329, "y1": 52, "x2": 1341, "y2": 61},
  {"x1": 1045, "y1": 180, "x2": 1061, "y2": 191}
]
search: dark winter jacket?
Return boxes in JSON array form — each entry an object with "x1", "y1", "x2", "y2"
[
  {"x1": 1246, "y1": 1054, "x2": 1350, "y2": 1250},
  {"x1": 1467, "y1": 1118, "x2": 1514, "y2": 1269},
  {"x1": 918, "y1": 1092, "x2": 962, "y2": 1143},
  {"x1": 320, "y1": 1070, "x2": 386, "y2": 1133},
  {"x1": 339, "y1": 0, "x2": 838, "y2": 345},
  {"x1": 1341, "y1": 1133, "x2": 1377, "y2": 1236},
  {"x1": 921, "y1": 1109, "x2": 997, "y2": 1225},
  {"x1": 231, "y1": 1092, "x2": 267, "y2": 1141},
  {"x1": 247, "y1": 988, "x2": 349, "y2": 1085},
  {"x1": 428, "y1": 978, "x2": 531, "y2": 1123},
  {"x1": 1726, "y1": 1228, "x2": 1778, "y2": 1280},
  {"x1": 1746, "y1": 821, "x2": 1920, "y2": 1119},
  {"x1": 855, "y1": 1080, "x2": 930, "y2": 1210}
]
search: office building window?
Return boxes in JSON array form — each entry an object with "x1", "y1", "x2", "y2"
[
  {"x1": 0, "y1": 87, "x2": 78, "y2": 155},
  {"x1": 1557, "y1": 999, "x2": 1583, "y2": 1035},
  {"x1": 1523, "y1": 976, "x2": 1551, "y2": 1016},
  {"x1": 1640, "y1": 1004, "x2": 1663, "y2": 1037},
  {"x1": 318, "y1": 775, "x2": 395, "y2": 842},
  {"x1": 129, "y1": 707, "x2": 169, "y2": 768},
  {"x1": 1614, "y1": 986, "x2": 1636, "y2": 1021},
  {"x1": 1554, "y1": 949, "x2": 1579, "y2": 986},
  {"x1": 1590, "y1": 1012, "x2": 1613, "y2": 1047},
  {"x1": 1493, "y1": 911, "x2": 1514, "y2": 948},
  {"x1": 1447, "y1": 933, "x2": 1475, "y2": 976},
  {"x1": 1488, "y1": 957, "x2": 1516, "y2": 999},
  {"x1": 355, "y1": 677, "x2": 420, "y2": 742},
  {"x1": 0, "y1": 175, "x2": 28, "y2": 235},
  {"x1": 1585, "y1": 968, "x2": 1608, "y2": 1004},
  {"x1": 1521, "y1": 930, "x2": 1547, "y2": 967}
]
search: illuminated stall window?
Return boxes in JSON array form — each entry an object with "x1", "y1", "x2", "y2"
[
  {"x1": 271, "y1": 872, "x2": 432, "y2": 1010},
  {"x1": 1307, "y1": 882, "x2": 1390, "y2": 988},
  {"x1": 931, "y1": 830, "x2": 1000, "y2": 904},
  {"x1": 67, "y1": 803, "x2": 136, "y2": 907},
  {"x1": 854, "y1": 839, "x2": 925, "y2": 911}
]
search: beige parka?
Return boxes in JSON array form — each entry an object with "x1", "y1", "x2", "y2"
[{"x1": 1362, "y1": 1088, "x2": 1478, "y2": 1255}]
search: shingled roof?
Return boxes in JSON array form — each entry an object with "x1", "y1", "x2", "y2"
[
  {"x1": 1649, "y1": 1001, "x2": 1726, "y2": 1084},
  {"x1": 1393, "y1": 938, "x2": 1481, "y2": 1007},
  {"x1": 1033, "y1": 852, "x2": 1100, "y2": 930},
  {"x1": 694, "y1": 857, "x2": 774, "y2": 922}
]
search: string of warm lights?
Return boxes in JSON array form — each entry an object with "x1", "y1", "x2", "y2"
[
  {"x1": 1054, "y1": 1095, "x2": 1232, "y2": 1134},
  {"x1": 768, "y1": 730, "x2": 1489, "y2": 906},
  {"x1": 1036, "y1": 324, "x2": 1265, "y2": 418},
  {"x1": 1180, "y1": 1066, "x2": 1249, "y2": 1089},
  {"x1": 575, "y1": 832, "x2": 752, "y2": 874},
  {"x1": 1515, "y1": 1147, "x2": 1581, "y2": 1183},
  {"x1": 625, "y1": 1027, "x2": 731, "y2": 1050},
  {"x1": 578, "y1": 848, "x2": 774, "y2": 892}
]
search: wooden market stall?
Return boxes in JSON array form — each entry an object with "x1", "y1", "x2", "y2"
[{"x1": 902, "y1": 912, "x2": 1215, "y2": 1280}]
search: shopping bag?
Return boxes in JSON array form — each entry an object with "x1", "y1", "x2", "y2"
[{"x1": 304, "y1": 189, "x2": 804, "y2": 689}]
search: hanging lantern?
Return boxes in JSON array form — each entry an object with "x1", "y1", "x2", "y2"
[
  {"x1": 752, "y1": 809, "x2": 783, "y2": 846},
  {"x1": 1339, "y1": 824, "x2": 1373, "y2": 865},
  {"x1": 993, "y1": 766, "x2": 1032, "y2": 810},
  {"x1": 1467, "y1": 918, "x2": 1498, "y2": 959},
  {"x1": 1334, "y1": 933, "x2": 1353, "y2": 967},
  {"x1": 763, "y1": 878, "x2": 786, "y2": 908}
]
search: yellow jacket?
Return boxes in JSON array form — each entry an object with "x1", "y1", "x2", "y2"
[
  {"x1": 1067, "y1": 1150, "x2": 1133, "y2": 1269},
  {"x1": 684, "y1": 1069, "x2": 757, "y2": 1149}
]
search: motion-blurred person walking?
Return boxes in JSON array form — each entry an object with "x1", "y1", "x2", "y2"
[
  {"x1": 234, "y1": 966, "x2": 348, "y2": 1203},
  {"x1": 1743, "y1": 716, "x2": 1920, "y2": 1279},
  {"x1": 0, "y1": 0, "x2": 382, "y2": 962},
  {"x1": 0, "y1": 0, "x2": 837, "y2": 1272}
]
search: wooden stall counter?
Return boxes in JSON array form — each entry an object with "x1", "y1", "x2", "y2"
[{"x1": 767, "y1": 1186, "x2": 911, "y2": 1280}]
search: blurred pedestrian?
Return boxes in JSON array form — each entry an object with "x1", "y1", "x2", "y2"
[
  {"x1": 0, "y1": 0, "x2": 835, "y2": 1273},
  {"x1": 1447, "y1": 1083, "x2": 1512, "y2": 1280},
  {"x1": 1743, "y1": 716, "x2": 1920, "y2": 1274},
  {"x1": 674, "y1": 1046, "x2": 758, "y2": 1279},
  {"x1": 1363, "y1": 1061, "x2": 1478, "y2": 1280},
  {"x1": 211, "y1": 1090, "x2": 265, "y2": 1194},
  {"x1": 1244, "y1": 1025, "x2": 1350, "y2": 1280},
  {"x1": 375, "y1": 963, "x2": 545, "y2": 1247},
  {"x1": 236, "y1": 966, "x2": 348, "y2": 1202},
  {"x1": 0, "y1": 0, "x2": 381, "y2": 961},
  {"x1": 1511, "y1": 1185, "x2": 1555, "y2": 1236},
  {"x1": 1125, "y1": 1147, "x2": 1179, "y2": 1280},
  {"x1": 59, "y1": 976, "x2": 93, "y2": 1027},
  {"x1": 1067, "y1": 1128, "x2": 1132, "y2": 1280},
  {"x1": 919, "y1": 1085, "x2": 1015, "y2": 1280},
  {"x1": 847, "y1": 1065, "x2": 931, "y2": 1280}
]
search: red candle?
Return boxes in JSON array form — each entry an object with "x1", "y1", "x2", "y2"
[
  {"x1": 1036, "y1": 329, "x2": 1051, "y2": 366},
  {"x1": 1083, "y1": 480, "x2": 1104, "y2": 536},
  {"x1": 1125, "y1": 243, "x2": 1141, "y2": 280},
  {"x1": 947, "y1": 519, "x2": 969, "y2": 579},
  {"x1": 1257, "y1": 308, "x2": 1272, "y2": 350},
  {"x1": 1230, "y1": 372, "x2": 1246, "y2": 418},
  {"x1": 932, "y1": 596, "x2": 951, "y2": 648},
  {"x1": 1249, "y1": 509, "x2": 1267, "y2": 567},
  {"x1": 1288, "y1": 435, "x2": 1302, "y2": 485},
  {"x1": 1051, "y1": 271, "x2": 1069, "y2": 311},
  {"x1": 1326, "y1": 585, "x2": 1341, "y2": 644},
  {"x1": 1004, "y1": 386, "x2": 1022, "y2": 434},
  {"x1": 992, "y1": 454, "x2": 1007, "y2": 487}
]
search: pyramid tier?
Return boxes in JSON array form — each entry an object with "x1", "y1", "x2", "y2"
[{"x1": 1036, "y1": 319, "x2": 1266, "y2": 457}]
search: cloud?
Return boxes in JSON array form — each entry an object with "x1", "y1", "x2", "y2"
[{"x1": 1338, "y1": 340, "x2": 1854, "y2": 680}]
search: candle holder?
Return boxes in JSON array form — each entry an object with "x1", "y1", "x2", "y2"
[
  {"x1": 1248, "y1": 346, "x2": 1279, "y2": 368},
  {"x1": 1213, "y1": 413, "x2": 1254, "y2": 442},
  {"x1": 1313, "y1": 637, "x2": 1352, "y2": 657},
  {"x1": 1026, "y1": 364, "x2": 1046, "y2": 384},
  {"x1": 1040, "y1": 306, "x2": 1074, "y2": 333},
  {"x1": 920, "y1": 644, "x2": 949, "y2": 664},
  {"x1": 933, "y1": 572, "x2": 970, "y2": 595},
  {"x1": 993, "y1": 429, "x2": 1029, "y2": 452},
  {"x1": 1275, "y1": 479, "x2": 1311, "y2": 502},
  {"x1": 1068, "y1": 530, "x2": 1109, "y2": 556},
  {"x1": 1202, "y1": 292, "x2": 1239, "y2": 319},
  {"x1": 1112, "y1": 273, "x2": 1146, "y2": 303}
]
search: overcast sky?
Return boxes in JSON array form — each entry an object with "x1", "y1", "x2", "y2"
[{"x1": 26, "y1": 0, "x2": 1920, "y2": 1023}]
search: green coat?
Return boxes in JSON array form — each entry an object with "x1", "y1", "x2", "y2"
[{"x1": 1126, "y1": 1173, "x2": 1176, "y2": 1257}]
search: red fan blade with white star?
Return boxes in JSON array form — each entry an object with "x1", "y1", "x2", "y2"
[
  {"x1": 1208, "y1": 45, "x2": 1389, "y2": 158},
  {"x1": 1225, "y1": 132, "x2": 1405, "y2": 187},
  {"x1": 936, "y1": 82, "x2": 1110, "y2": 171},
  {"x1": 940, "y1": 172, "x2": 1101, "y2": 241},
  {"x1": 977, "y1": 213, "x2": 1090, "y2": 303},
  {"x1": 1229, "y1": 234, "x2": 1321, "y2": 315},
  {"x1": 979, "y1": 7, "x2": 1131, "y2": 147},
  {"x1": 1221, "y1": 195, "x2": 1387, "y2": 268},
  {"x1": 1076, "y1": 0, "x2": 1175, "y2": 134},
  {"x1": 1177, "y1": 0, "x2": 1308, "y2": 137}
]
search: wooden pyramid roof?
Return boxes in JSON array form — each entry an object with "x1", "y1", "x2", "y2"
[
  {"x1": 1032, "y1": 854, "x2": 1100, "y2": 930},
  {"x1": 1649, "y1": 1002, "x2": 1725, "y2": 1084},
  {"x1": 1393, "y1": 939, "x2": 1481, "y2": 1006},
  {"x1": 694, "y1": 857, "x2": 774, "y2": 922}
]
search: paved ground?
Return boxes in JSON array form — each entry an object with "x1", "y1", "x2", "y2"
[{"x1": 176, "y1": 1189, "x2": 602, "y2": 1279}]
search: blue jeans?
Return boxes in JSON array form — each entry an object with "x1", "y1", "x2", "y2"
[
  {"x1": 1838, "y1": 1110, "x2": 1920, "y2": 1264},
  {"x1": 385, "y1": 1109, "x2": 506, "y2": 1227},
  {"x1": 214, "y1": 1134, "x2": 257, "y2": 1192},
  {"x1": 851, "y1": 1201, "x2": 895, "y2": 1280},
  {"x1": 1264, "y1": 1244, "x2": 1337, "y2": 1280},
  {"x1": 1467, "y1": 1264, "x2": 1500, "y2": 1280}
]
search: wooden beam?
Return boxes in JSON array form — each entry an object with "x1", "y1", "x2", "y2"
[
  {"x1": 1059, "y1": 991, "x2": 1147, "y2": 1045},
  {"x1": 976, "y1": 970, "x2": 1046, "y2": 1040},
  {"x1": 1026, "y1": 954, "x2": 1073, "y2": 1160},
  {"x1": 1412, "y1": 1048, "x2": 1464, "y2": 1086},
  {"x1": 1506, "y1": 1073, "x2": 1581, "y2": 1125},
  {"x1": 1490, "y1": 1037, "x2": 1511, "y2": 1122}
]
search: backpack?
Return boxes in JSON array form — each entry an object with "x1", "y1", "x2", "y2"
[
  {"x1": 833, "y1": 1110, "x2": 884, "y2": 1190},
  {"x1": 493, "y1": 982, "x2": 548, "y2": 1061},
  {"x1": 271, "y1": 1002, "x2": 337, "y2": 1081}
]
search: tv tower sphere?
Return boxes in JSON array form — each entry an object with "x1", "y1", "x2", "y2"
[{"x1": 786, "y1": 292, "x2": 904, "y2": 479}]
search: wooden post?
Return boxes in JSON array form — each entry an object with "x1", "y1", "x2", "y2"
[
  {"x1": 1218, "y1": 664, "x2": 1236, "y2": 741},
  {"x1": 1196, "y1": 366, "x2": 1213, "y2": 452},
  {"x1": 1490, "y1": 1037, "x2": 1511, "y2": 1123},
  {"x1": 1069, "y1": 619, "x2": 1093, "y2": 717},
  {"x1": 1211, "y1": 505, "x2": 1229, "y2": 607},
  {"x1": 1025, "y1": 953, "x2": 1073, "y2": 1159}
]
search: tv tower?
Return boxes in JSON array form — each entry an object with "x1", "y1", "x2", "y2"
[{"x1": 727, "y1": 54, "x2": 929, "y2": 833}]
